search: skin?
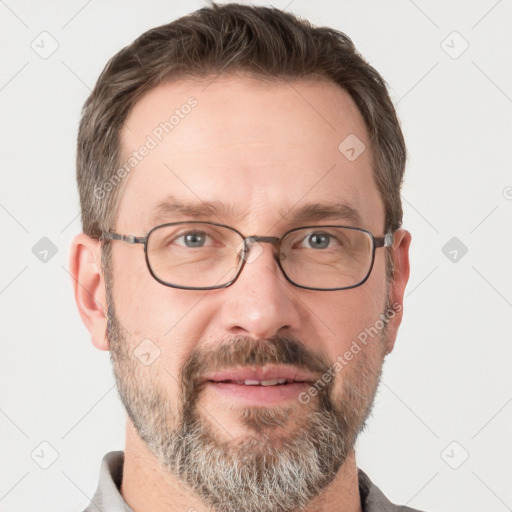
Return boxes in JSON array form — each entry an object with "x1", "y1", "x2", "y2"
[{"x1": 71, "y1": 75, "x2": 411, "y2": 512}]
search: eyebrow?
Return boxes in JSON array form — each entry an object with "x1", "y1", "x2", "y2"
[
  {"x1": 148, "y1": 196, "x2": 362, "y2": 229},
  {"x1": 285, "y1": 202, "x2": 362, "y2": 226},
  {"x1": 149, "y1": 197, "x2": 238, "y2": 226}
]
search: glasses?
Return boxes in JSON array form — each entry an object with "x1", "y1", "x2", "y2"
[{"x1": 101, "y1": 221, "x2": 393, "y2": 291}]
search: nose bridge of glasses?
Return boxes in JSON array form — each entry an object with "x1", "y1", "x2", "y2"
[{"x1": 244, "y1": 235, "x2": 281, "y2": 253}]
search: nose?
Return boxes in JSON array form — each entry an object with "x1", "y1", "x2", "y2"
[{"x1": 217, "y1": 241, "x2": 302, "y2": 339}]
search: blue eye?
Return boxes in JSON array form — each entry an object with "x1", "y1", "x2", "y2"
[
  {"x1": 304, "y1": 232, "x2": 331, "y2": 249},
  {"x1": 175, "y1": 232, "x2": 209, "y2": 248}
]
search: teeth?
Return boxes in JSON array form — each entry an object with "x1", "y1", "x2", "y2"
[
  {"x1": 221, "y1": 379, "x2": 292, "y2": 386},
  {"x1": 261, "y1": 379, "x2": 280, "y2": 386},
  {"x1": 240, "y1": 378, "x2": 290, "y2": 386}
]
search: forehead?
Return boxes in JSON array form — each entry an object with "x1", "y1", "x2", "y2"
[{"x1": 116, "y1": 75, "x2": 384, "y2": 233}]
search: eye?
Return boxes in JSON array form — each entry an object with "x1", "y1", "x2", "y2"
[
  {"x1": 174, "y1": 231, "x2": 211, "y2": 248},
  {"x1": 302, "y1": 232, "x2": 334, "y2": 249}
]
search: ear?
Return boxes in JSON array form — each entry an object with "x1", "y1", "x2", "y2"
[
  {"x1": 384, "y1": 228, "x2": 411, "y2": 355},
  {"x1": 69, "y1": 234, "x2": 109, "y2": 351}
]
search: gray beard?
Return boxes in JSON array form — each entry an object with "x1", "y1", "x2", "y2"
[{"x1": 107, "y1": 304, "x2": 384, "y2": 512}]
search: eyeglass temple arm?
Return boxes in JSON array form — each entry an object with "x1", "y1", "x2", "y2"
[
  {"x1": 375, "y1": 232, "x2": 394, "y2": 248},
  {"x1": 101, "y1": 232, "x2": 147, "y2": 245}
]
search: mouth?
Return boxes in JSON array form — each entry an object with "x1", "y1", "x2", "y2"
[
  {"x1": 201, "y1": 366, "x2": 316, "y2": 405},
  {"x1": 212, "y1": 378, "x2": 301, "y2": 386}
]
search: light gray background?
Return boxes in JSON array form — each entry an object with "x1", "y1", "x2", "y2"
[{"x1": 1, "y1": 1, "x2": 511, "y2": 511}]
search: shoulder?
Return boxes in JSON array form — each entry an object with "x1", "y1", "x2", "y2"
[
  {"x1": 358, "y1": 469, "x2": 430, "y2": 512},
  {"x1": 82, "y1": 451, "x2": 132, "y2": 512}
]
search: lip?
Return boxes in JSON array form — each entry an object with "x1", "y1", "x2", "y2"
[
  {"x1": 202, "y1": 365, "x2": 317, "y2": 406},
  {"x1": 202, "y1": 365, "x2": 317, "y2": 384}
]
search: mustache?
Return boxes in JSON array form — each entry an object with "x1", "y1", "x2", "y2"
[{"x1": 179, "y1": 335, "x2": 332, "y2": 402}]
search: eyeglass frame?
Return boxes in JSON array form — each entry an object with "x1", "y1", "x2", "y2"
[{"x1": 101, "y1": 221, "x2": 394, "y2": 292}]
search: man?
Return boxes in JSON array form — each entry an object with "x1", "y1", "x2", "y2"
[{"x1": 70, "y1": 3, "x2": 416, "y2": 511}]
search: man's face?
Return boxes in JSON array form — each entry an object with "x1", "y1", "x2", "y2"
[{"x1": 105, "y1": 76, "x2": 405, "y2": 512}]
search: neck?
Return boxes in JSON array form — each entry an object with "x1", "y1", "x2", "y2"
[{"x1": 121, "y1": 420, "x2": 362, "y2": 512}]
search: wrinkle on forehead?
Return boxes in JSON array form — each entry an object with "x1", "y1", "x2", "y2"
[{"x1": 115, "y1": 75, "x2": 384, "y2": 235}]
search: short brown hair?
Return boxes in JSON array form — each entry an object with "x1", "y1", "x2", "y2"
[{"x1": 77, "y1": 2, "x2": 406, "y2": 238}]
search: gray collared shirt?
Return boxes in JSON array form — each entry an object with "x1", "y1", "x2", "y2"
[{"x1": 83, "y1": 451, "x2": 425, "y2": 512}]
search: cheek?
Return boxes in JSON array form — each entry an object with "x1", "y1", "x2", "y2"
[
  {"x1": 313, "y1": 281, "x2": 388, "y2": 357},
  {"x1": 325, "y1": 317, "x2": 387, "y2": 404},
  {"x1": 110, "y1": 245, "x2": 201, "y2": 333},
  {"x1": 108, "y1": 248, "x2": 218, "y2": 382}
]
